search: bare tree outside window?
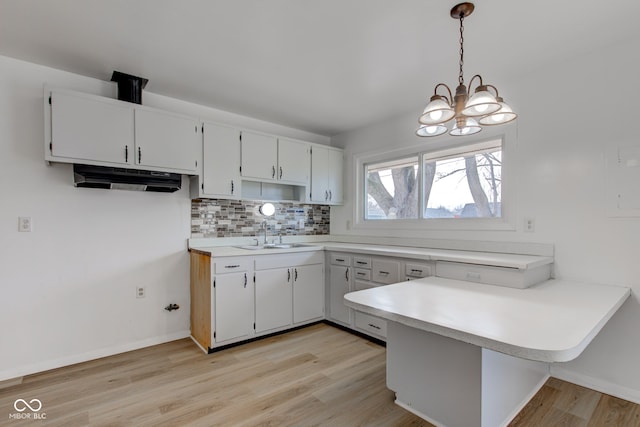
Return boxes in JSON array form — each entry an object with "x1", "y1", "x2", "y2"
[
  {"x1": 365, "y1": 141, "x2": 502, "y2": 220},
  {"x1": 365, "y1": 157, "x2": 419, "y2": 219}
]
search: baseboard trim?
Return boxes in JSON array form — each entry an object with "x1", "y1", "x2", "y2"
[
  {"x1": 499, "y1": 373, "x2": 550, "y2": 427},
  {"x1": 551, "y1": 366, "x2": 640, "y2": 405},
  {"x1": 323, "y1": 320, "x2": 386, "y2": 347},
  {"x1": 205, "y1": 321, "x2": 324, "y2": 354},
  {"x1": 0, "y1": 330, "x2": 190, "y2": 383},
  {"x1": 0, "y1": 376, "x2": 23, "y2": 390}
]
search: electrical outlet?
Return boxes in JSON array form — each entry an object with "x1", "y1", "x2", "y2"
[
  {"x1": 524, "y1": 218, "x2": 535, "y2": 232},
  {"x1": 136, "y1": 286, "x2": 145, "y2": 298},
  {"x1": 18, "y1": 217, "x2": 32, "y2": 232}
]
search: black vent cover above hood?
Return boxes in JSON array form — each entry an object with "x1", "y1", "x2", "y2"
[
  {"x1": 111, "y1": 71, "x2": 148, "y2": 104},
  {"x1": 73, "y1": 164, "x2": 181, "y2": 192}
]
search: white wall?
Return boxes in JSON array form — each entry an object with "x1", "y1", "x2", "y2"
[
  {"x1": 331, "y1": 36, "x2": 640, "y2": 402},
  {"x1": 0, "y1": 55, "x2": 328, "y2": 381}
]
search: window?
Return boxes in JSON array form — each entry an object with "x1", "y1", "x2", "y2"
[
  {"x1": 363, "y1": 138, "x2": 503, "y2": 222},
  {"x1": 424, "y1": 141, "x2": 501, "y2": 219},
  {"x1": 365, "y1": 156, "x2": 419, "y2": 220}
]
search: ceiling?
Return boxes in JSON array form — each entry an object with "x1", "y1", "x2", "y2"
[{"x1": 1, "y1": 0, "x2": 639, "y2": 136}]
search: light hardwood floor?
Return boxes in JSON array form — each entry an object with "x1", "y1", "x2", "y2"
[{"x1": 1, "y1": 323, "x2": 638, "y2": 426}]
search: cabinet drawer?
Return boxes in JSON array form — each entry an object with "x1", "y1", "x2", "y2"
[
  {"x1": 354, "y1": 279, "x2": 378, "y2": 291},
  {"x1": 405, "y1": 262, "x2": 432, "y2": 278},
  {"x1": 354, "y1": 268, "x2": 371, "y2": 281},
  {"x1": 330, "y1": 253, "x2": 351, "y2": 266},
  {"x1": 213, "y1": 257, "x2": 252, "y2": 274},
  {"x1": 354, "y1": 312, "x2": 387, "y2": 338},
  {"x1": 371, "y1": 259, "x2": 401, "y2": 284},
  {"x1": 353, "y1": 256, "x2": 371, "y2": 269},
  {"x1": 435, "y1": 261, "x2": 551, "y2": 289}
]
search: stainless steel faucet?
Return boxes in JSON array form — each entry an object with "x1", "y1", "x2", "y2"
[{"x1": 261, "y1": 221, "x2": 269, "y2": 245}]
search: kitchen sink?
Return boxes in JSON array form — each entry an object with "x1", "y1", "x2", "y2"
[{"x1": 235, "y1": 243, "x2": 312, "y2": 250}]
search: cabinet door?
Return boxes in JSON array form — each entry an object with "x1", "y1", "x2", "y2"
[
  {"x1": 214, "y1": 272, "x2": 253, "y2": 343},
  {"x1": 329, "y1": 265, "x2": 351, "y2": 325},
  {"x1": 134, "y1": 108, "x2": 199, "y2": 173},
  {"x1": 293, "y1": 264, "x2": 324, "y2": 323},
  {"x1": 278, "y1": 138, "x2": 309, "y2": 184},
  {"x1": 328, "y1": 148, "x2": 343, "y2": 204},
  {"x1": 310, "y1": 145, "x2": 329, "y2": 202},
  {"x1": 202, "y1": 122, "x2": 241, "y2": 197},
  {"x1": 50, "y1": 90, "x2": 134, "y2": 165},
  {"x1": 255, "y1": 268, "x2": 292, "y2": 333},
  {"x1": 241, "y1": 131, "x2": 278, "y2": 181}
]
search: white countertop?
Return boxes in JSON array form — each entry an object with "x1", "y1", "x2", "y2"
[
  {"x1": 344, "y1": 277, "x2": 630, "y2": 362},
  {"x1": 189, "y1": 241, "x2": 553, "y2": 270}
]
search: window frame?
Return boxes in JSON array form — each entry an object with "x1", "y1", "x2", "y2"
[{"x1": 354, "y1": 124, "x2": 517, "y2": 232}]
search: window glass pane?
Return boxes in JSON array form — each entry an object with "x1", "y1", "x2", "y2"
[
  {"x1": 365, "y1": 156, "x2": 419, "y2": 220},
  {"x1": 424, "y1": 146, "x2": 501, "y2": 218}
]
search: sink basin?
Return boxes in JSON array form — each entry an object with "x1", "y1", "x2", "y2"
[
  {"x1": 235, "y1": 243, "x2": 312, "y2": 250},
  {"x1": 264, "y1": 243, "x2": 311, "y2": 249}
]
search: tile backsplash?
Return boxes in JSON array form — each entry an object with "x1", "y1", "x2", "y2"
[{"x1": 191, "y1": 199, "x2": 330, "y2": 239}]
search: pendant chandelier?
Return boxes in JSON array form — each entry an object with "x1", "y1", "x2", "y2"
[{"x1": 416, "y1": 2, "x2": 517, "y2": 137}]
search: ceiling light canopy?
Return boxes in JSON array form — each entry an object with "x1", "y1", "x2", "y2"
[{"x1": 416, "y1": 3, "x2": 517, "y2": 137}]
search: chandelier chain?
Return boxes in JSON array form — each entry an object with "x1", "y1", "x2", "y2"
[{"x1": 458, "y1": 15, "x2": 465, "y2": 85}]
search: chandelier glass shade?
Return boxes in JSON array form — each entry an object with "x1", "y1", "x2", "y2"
[{"x1": 416, "y1": 3, "x2": 517, "y2": 137}]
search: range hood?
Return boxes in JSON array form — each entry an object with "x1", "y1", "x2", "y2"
[{"x1": 73, "y1": 164, "x2": 181, "y2": 192}]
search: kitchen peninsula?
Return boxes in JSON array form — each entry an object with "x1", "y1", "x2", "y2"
[{"x1": 345, "y1": 276, "x2": 630, "y2": 426}]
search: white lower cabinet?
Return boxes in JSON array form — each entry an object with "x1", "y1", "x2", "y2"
[
  {"x1": 327, "y1": 252, "x2": 433, "y2": 341},
  {"x1": 255, "y1": 267, "x2": 293, "y2": 333},
  {"x1": 254, "y1": 251, "x2": 325, "y2": 334},
  {"x1": 212, "y1": 257, "x2": 254, "y2": 345},
  {"x1": 328, "y1": 254, "x2": 352, "y2": 326},
  {"x1": 214, "y1": 271, "x2": 253, "y2": 343},
  {"x1": 294, "y1": 264, "x2": 324, "y2": 323}
]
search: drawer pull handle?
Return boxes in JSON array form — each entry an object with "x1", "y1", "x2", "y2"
[
  {"x1": 335, "y1": 258, "x2": 345, "y2": 262},
  {"x1": 244, "y1": 273, "x2": 247, "y2": 288},
  {"x1": 411, "y1": 269, "x2": 423, "y2": 273},
  {"x1": 368, "y1": 323, "x2": 381, "y2": 330},
  {"x1": 378, "y1": 271, "x2": 390, "y2": 275},
  {"x1": 356, "y1": 261, "x2": 367, "y2": 265},
  {"x1": 357, "y1": 272, "x2": 366, "y2": 276},
  {"x1": 225, "y1": 265, "x2": 240, "y2": 269}
]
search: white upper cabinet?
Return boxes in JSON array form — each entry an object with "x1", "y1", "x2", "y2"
[
  {"x1": 197, "y1": 122, "x2": 241, "y2": 199},
  {"x1": 134, "y1": 108, "x2": 199, "y2": 173},
  {"x1": 327, "y1": 148, "x2": 344, "y2": 204},
  {"x1": 46, "y1": 88, "x2": 198, "y2": 174},
  {"x1": 49, "y1": 90, "x2": 134, "y2": 165},
  {"x1": 240, "y1": 132, "x2": 309, "y2": 185},
  {"x1": 240, "y1": 131, "x2": 278, "y2": 181},
  {"x1": 311, "y1": 144, "x2": 343, "y2": 204},
  {"x1": 277, "y1": 138, "x2": 310, "y2": 184}
]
